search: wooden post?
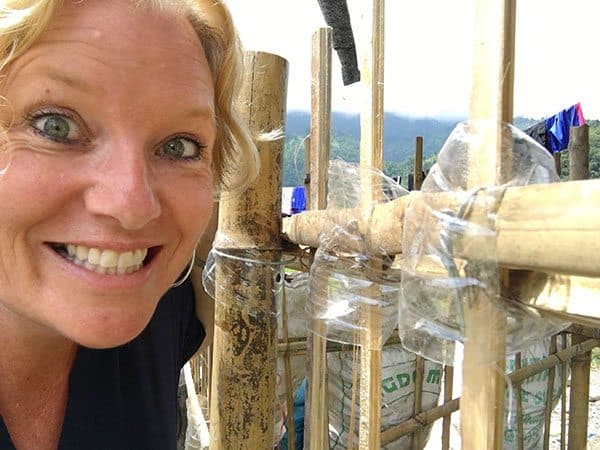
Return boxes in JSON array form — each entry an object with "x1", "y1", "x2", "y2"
[
  {"x1": 568, "y1": 124, "x2": 590, "y2": 181},
  {"x1": 567, "y1": 132, "x2": 591, "y2": 450},
  {"x1": 461, "y1": 0, "x2": 515, "y2": 449},
  {"x1": 305, "y1": 27, "x2": 332, "y2": 450},
  {"x1": 209, "y1": 51, "x2": 288, "y2": 450},
  {"x1": 357, "y1": 1, "x2": 384, "y2": 449},
  {"x1": 414, "y1": 136, "x2": 424, "y2": 190}
]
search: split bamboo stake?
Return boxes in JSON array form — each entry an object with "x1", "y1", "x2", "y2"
[
  {"x1": 542, "y1": 336, "x2": 558, "y2": 449},
  {"x1": 414, "y1": 136, "x2": 424, "y2": 191},
  {"x1": 412, "y1": 356, "x2": 424, "y2": 449},
  {"x1": 380, "y1": 337, "x2": 600, "y2": 445},
  {"x1": 461, "y1": 0, "x2": 516, "y2": 448},
  {"x1": 514, "y1": 353, "x2": 524, "y2": 450},
  {"x1": 559, "y1": 335, "x2": 567, "y2": 450},
  {"x1": 357, "y1": 0, "x2": 384, "y2": 448},
  {"x1": 281, "y1": 287, "x2": 296, "y2": 450},
  {"x1": 305, "y1": 26, "x2": 332, "y2": 450},
  {"x1": 209, "y1": 51, "x2": 288, "y2": 450},
  {"x1": 441, "y1": 366, "x2": 454, "y2": 450}
]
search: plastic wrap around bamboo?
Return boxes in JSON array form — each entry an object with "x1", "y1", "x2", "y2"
[
  {"x1": 209, "y1": 51, "x2": 288, "y2": 450},
  {"x1": 282, "y1": 179, "x2": 600, "y2": 326}
]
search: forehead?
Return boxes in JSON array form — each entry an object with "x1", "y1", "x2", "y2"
[{"x1": 5, "y1": 0, "x2": 214, "y2": 113}]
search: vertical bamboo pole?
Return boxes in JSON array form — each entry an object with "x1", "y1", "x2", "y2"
[
  {"x1": 461, "y1": 1, "x2": 515, "y2": 449},
  {"x1": 305, "y1": 27, "x2": 332, "y2": 450},
  {"x1": 560, "y1": 335, "x2": 567, "y2": 450},
  {"x1": 441, "y1": 366, "x2": 454, "y2": 450},
  {"x1": 567, "y1": 126, "x2": 590, "y2": 450},
  {"x1": 542, "y1": 336, "x2": 558, "y2": 449},
  {"x1": 281, "y1": 287, "x2": 296, "y2": 450},
  {"x1": 412, "y1": 356, "x2": 425, "y2": 449},
  {"x1": 514, "y1": 353, "x2": 524, "y2": 450},
  {"x1": 414, "y1": 136, "x2": 424, "y2": 191},
  {"x1": 209, "y1": 51, "x2": 288, "y2": 450},
  {"x1": 357, "y1": 1, "x2": 384, "y2": 449},
  {"x1": 553, "y1": 153, "x2": 562, "y2": 178},
  {"x1": 568, "y1": 124, "x2": 590, "y2": 181},
  {"x1": 304, "y1": 137, "x2": 311, "y2": 206}
]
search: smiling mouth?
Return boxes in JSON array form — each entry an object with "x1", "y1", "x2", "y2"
[{"x1": 51, "y1": 243, "x2": 156, "y2": 275}]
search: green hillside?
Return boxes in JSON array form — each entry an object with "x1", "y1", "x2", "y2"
[{"x1": 282, "y1": 112, "x2": 600, "y2": 187}]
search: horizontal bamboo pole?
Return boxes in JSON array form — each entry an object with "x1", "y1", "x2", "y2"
[
  {"x1": 277, "y1": 335, "x2": 402, "y2": 356},
  {"x1": 283, "y1": 179, "x2": 600, "y2": 278},
  {"x1": 380, "y1": 337, "x2": 600, "y2": 445}
]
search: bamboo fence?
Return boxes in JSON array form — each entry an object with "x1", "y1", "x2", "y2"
[{"x1": 184, "y1": 1, "x2": 600, "y2": 449}]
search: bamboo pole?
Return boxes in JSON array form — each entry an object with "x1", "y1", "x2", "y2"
[
  {"x1": 305, "y1": 26, "x2": 332, "y2": 450},
  {"x1": 281, "y1": 287, "x2": 296, "y2": 450},
  {"x1": 514, "y1": 353, "x2": 524, "y2": 450},
  {"x1": 414, "y1": 136, "x2": 424, "y2": 191},
  {"x1": 282, "y1": 178, "x2": 600, "y2": 278},
  {"x1": 554, "y1": 153, "x2": 562, "y2": 178},
  {"x1": 568, "y1": 124, "x2": 589, "y2": 181},
  {"x1": 542, "y1": 336, "x2": 557, "y2": 449},
  {"x1": 560, "y1": 335, "x2": 567, "y2": 450},
  {"x1": 568, "y1": 334, "x2": 592, "y2": 449},
  {"x1": 567, "y1": 130, "x2": 591, "y2": 450},
  {"x1": 461, "y1": 0, "x2": 516, "y2": 448},
  {"x1": 412, "y1": 356, "x2": 424, "y2": 449},
  {"x1": 441, "y1": 366, "x2": 454, "y2": 450},
  {"x1": 356, "y1": 1, "x2": 384, "y2": 448},
  {"x1": 209, "y1": 51, "x2": 288, "y2": 450}
]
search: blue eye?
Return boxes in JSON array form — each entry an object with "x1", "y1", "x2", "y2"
[
  {"x1": 161, "y1": 136, "x2": 203, "y2": 160},
  {"x1": 32, "y1": 114, "x2": 79, "y2": 141}
]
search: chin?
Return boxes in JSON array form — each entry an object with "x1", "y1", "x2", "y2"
[{"x1": 61, "y1": 302, "x2": 158, "y2": 349}]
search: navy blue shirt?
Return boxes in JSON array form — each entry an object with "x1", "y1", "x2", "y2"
[{"x1": 0, "y1": 279, "x2": 205, "y2": 450}]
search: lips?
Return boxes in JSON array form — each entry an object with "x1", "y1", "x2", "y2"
[{"x1": 51, "y1": 243, "x2": 151, "y2": 275}]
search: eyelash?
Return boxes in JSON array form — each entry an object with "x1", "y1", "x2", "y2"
[
  {"x1": 158, "y1": 135, "x2": 208, "y2": 163},
  {"x1": 26, "y1": 109, "x2": 85, "y2": 145},
  {"x1": 25, "y1": 108, "x2": 208, "y2": 163}
]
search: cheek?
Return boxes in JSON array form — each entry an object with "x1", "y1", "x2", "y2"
[{"x1": 164, "y1": 177, "x2": 214, "y2": 239}]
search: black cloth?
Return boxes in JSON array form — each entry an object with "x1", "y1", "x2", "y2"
[
  {"x1": 316, "y1": 0, "x2": 360, "y2": 85},
  {"x1": 524, "y1": 120, "x2": 550, "y2": 151},
  {"x1": 0, "y1": 279, "x2": 204, "y2": 450}
]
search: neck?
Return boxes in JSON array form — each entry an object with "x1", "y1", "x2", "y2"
[{"x1": 0, "y1": 303, "x2": 77, "y2": 405}]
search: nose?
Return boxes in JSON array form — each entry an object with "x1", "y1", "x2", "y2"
[{"x1": 84, "y1": 143, "x2": 161, "y2": 230}]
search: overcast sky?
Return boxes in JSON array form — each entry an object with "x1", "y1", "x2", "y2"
[{"x1": 226, "y1": 0, "x2": 600, "y2": 120}]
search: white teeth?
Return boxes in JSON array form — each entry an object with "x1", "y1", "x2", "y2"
[
  {"x1": 99, "y1": 250, "x2": 118, "y2": 268},
  {"x1": 88, "y1": 248, "x2": 101, "y2": 265},
  {"x1": 58, "y1": 243, "x2": 150, "y2": 275},
  {"x1": 117, "y1": 251, "x2": 133, "y2": 269},
  {"x1": 76, "y1": 245, "x2": 88, "y2": 262}
]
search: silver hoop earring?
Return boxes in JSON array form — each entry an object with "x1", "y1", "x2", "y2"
[{"x1": 172, "y1": 248, "x2": 196, "y2": 288}]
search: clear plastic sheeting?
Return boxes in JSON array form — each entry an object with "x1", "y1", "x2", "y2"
[
  {"x1": 308, "y1": 160, "x2": 409, "y2": 349},
  {"x1": 202, "y1": 243, "x2": 284, "y2": 318},
  {"x1": 399, "y1": 121, "x2": 569, "y2": 365}
]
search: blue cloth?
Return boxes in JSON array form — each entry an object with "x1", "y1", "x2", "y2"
[
  {"x1": 279, "y1": 378, "x2": 307, "y2": 450},
  {"x1": 545, "y1": 103, "x2": 584, "y2": 153},
  {"x1": 291, "y1": 186, "x2": 307, "y2": 214}
]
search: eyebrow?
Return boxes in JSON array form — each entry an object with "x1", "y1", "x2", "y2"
[
  {"x1": 45, "y1": 71, "x2": 97, "y2": 95},
  {"x1": 43, "y1": 70, "x2": 217, "y2": 125}
]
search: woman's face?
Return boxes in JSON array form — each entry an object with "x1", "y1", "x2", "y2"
[{"x1": 0, "y1": 0, "x2": 216, "y2": 347}]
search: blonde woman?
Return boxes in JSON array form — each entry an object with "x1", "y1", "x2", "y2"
[{"x1": 0, "y1": 1, "x2": 257, "y2": 448}]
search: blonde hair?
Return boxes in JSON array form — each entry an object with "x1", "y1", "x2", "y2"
[{"x1": 0, "y1": 0, "x2": 259, "y2": 192}]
